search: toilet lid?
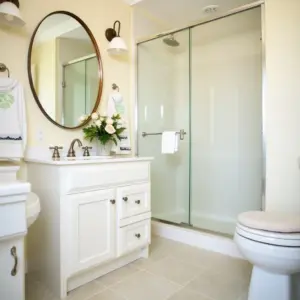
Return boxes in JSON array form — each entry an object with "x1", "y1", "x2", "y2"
[{"x1": 238, "y1": 211, "x2": 300, "y2": 233}]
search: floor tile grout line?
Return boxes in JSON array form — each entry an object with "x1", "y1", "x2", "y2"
[
  {"x1": 97, "y1": 268, "x2": 141, "y2": 289},
  {"x1": 141, "y1": 269, "x2": 185, "y2": 288},
  {"x1": 107, "y1": 286, "x2": 130, "y2": 300},
  {"x1": 181, "y1": 273, "x2": 216, "y2": 300},
  {"x1": 84, "y1": 286, "x2": 109, "y2": 300},
  {"x1": 163, "y1": 284, "x2": 186, "y2": 300}
]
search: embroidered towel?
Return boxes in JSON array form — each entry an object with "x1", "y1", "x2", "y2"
[
  {"x1": 0, "y1": 78, "x2": 26, "y2": 158},
  {"x1": 107, "y1": 89, "x2": 131, "y2": 155},
  {"x1": 161, "y1": 131, "x2": 178, "y2": 154}
]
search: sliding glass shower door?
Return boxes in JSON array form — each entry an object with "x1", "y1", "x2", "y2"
[
  {"x1": 137, "y1": 29, "x2": 190, "y2": 224},
  {"x1": 190, "y1": 8, "x2": 263, "y2": 234},
  {"x1": 137, "y1": 7, "x2": 263, "y2": 235}
]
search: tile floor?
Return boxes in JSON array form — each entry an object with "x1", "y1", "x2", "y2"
[{"x1": 26, "y1": 236, "x2": 252, "y2": 300}]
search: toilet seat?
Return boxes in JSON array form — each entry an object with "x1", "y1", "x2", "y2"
[
  {"x1": 236, "y1": 211, "x2": 300, "y2": 246},
  {"x1": 236, "y1": 223, "x2": 300, "y2": 247},
  {"x1": 238, "y1": 211, "x2": 300, "y2": 233}
]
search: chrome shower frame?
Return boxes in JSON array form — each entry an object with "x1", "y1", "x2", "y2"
[{"x1": 133, "y1": 0, "x2": 266, "y2": 224}]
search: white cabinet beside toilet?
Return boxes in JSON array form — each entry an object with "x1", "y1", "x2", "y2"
[
  {"x1": 26, "y1": 157, "x2": 152, "y2": 299},
  {"x1": 0, "y1": 180, "x2": 30, "y2": 300},
  {"x1": 0, "y1": 238, "x2": 25, "y2": 300}
]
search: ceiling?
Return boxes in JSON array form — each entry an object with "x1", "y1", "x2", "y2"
[{"x1": 132, "y1": 0, "x2": 259, "y2": 38}]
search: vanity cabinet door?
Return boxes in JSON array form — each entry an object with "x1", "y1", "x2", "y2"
[
  {"x1": 67, "y1": 189, "x2": 116, "y2": 274},
  {"x1": 0, "y1": 238, "x2": 24, "y2": 300}
]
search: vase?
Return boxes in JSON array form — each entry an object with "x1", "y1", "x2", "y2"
[{"x1": 97, "y1": 142, "x2": 113, "y2": 156}]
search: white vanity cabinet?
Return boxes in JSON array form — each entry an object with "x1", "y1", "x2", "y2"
[
  {"x1": 26, "y1": 157, "x2": 152, "y2": 299},
  {"x1": 67, "y1": 189, "x2": 116, "y2": 274}
]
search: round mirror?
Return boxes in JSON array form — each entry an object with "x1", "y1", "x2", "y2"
[{"x1": 28, "y1": 11, "x2": 103, "y2": 129}]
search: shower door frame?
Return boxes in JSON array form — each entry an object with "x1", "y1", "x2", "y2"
[
  {"x1": 61, "y1": 53, "x2": 97, "y2": 125},
  {"x1": 134, "y1": 0, "x2": 266, "y2": 228}
]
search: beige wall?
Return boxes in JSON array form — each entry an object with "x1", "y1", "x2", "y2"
[
  {"x1": 264, "y1": 0, "x2": 300, "y2": 213},
  {"x1": 0, "y1": 0, "x2": 132, "y2": 163}
]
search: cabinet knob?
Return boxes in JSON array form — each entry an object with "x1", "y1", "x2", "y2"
[
  {"x1": 10, "y1": 246, "x2": 18, "y2": 276},
  {"x1": 123, "y1": 197, "x2": 128, "y2": 202},
  {"x1": 135, "y1": 233, "x2": 141, "y2": 239},
  {"x1": 110, "y1": 199, "x2": 116, "y2": 204},
  {"x1": 135, "y1": 200, "x2": 141, "y2": 204}
]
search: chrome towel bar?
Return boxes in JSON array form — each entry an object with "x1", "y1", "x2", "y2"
[{"x1": 141, "y1": 129, "x2": 186, "y2": 140}]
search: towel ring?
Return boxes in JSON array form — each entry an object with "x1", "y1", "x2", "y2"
[{"x1": 0, "y1": 63, "x2": 10, "y2": 77}]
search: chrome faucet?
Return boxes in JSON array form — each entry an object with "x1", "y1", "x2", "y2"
[{"x1": 67, "y1": 139, "x2": 83, "y2": 157}]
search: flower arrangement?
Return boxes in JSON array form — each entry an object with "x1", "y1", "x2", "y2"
[{"x1": 80, "y1": 112, "x2": 126, "y2": 146}]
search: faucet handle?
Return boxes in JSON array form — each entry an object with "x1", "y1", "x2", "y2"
[
  {"x1": 49, "y1": 146, "x2": 63, "y2": 160},
  {"x1": 82, "y1": 146, "x2": 92, "y2": 157}
]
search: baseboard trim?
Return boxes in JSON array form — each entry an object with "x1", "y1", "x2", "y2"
[{"x1": 152, "y1": 220, "x2": 243, "y2": 259}]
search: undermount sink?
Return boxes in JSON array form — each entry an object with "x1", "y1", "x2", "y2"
[{"x1": 26, "y1": 192, "x2": 41, "y2": 228}]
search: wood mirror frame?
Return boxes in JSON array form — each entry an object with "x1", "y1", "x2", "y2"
[{"x1": 27, "y1": 11, "x2": 103, "y2": 130}]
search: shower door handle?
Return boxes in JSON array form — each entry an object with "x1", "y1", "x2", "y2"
[{"x1": 179, "y1": 129, "x2": 186, "y2": 141}]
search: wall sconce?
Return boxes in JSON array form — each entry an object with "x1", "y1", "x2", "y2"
[
  {"x1": 105, "y1": 20, "x2": 128, "y2": 55},
  {"x1": 0, "y1": 0, "x2": 25, "y2": 27}
]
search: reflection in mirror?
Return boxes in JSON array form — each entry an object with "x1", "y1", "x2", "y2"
[{"x1": 28, "y1": 12, "x2": 102, "y2": 129}]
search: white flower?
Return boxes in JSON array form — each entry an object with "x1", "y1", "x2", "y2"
[
  {"x1": 105, "y1": 124, "x2": 116, "y2": 134},
  {"x1": 95, "y1": 120, "x2": 102, "y2": 127},
  {"x1": 91, "y1": 112, "x2": 99, "y2": 120},
  {"x1": 106, "y1": 118, "x2": 113, "y2": 125},
  {"x1": 100, "y1": 116, "x2": 106, "y2": 121},
  {"x1": 79, "y1": 114, "x2": 88, "y2": 123},
  {"x1": 113, "y1": 113, "x2": 120, "y2": 118}
]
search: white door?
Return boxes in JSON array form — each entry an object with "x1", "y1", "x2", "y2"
[
  {"x1": 0, "y1": 238, "x2": 24, "y2": 300},
  {"x1": 67, "y1": 189, "x2": 116, "y2": 274}
]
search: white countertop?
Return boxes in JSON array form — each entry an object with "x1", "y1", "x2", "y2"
[{"x1": 25, "y1": 156, "x2": 153, "y2": 165}]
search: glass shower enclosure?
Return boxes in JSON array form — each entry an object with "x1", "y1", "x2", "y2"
[
  {"x1": 62, "y1": 55, "x2": 98, "y2": 127},
  {"x1": 137, "y1": 7, "x2": 263, "y2": 235}
]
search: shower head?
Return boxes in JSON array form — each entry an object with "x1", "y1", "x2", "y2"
[{"x1": 163, "y1": 35, "x2": 180, "y2": 47}]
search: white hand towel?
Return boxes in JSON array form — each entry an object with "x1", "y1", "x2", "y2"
[
  {"x1": 161, "y1": 131, "x2": 178, "y2": 154},
  {"x1": 0, "y1": 78, "x2": 26, "y2": 159}
]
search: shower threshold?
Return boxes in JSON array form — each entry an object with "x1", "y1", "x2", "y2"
[
  {"x1": 152, "y1": 217, "x2": 234, "y2": 239},
  {"x1": 151, "y1": 218, "x2": 242, "y2": 258}
]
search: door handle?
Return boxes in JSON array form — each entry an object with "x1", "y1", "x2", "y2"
[
  {"x1": 179, "y1": 129, "x2": 186, "y2": 141},
  {"x1": 135, "y1": 233, "x2": 141, "y2": 239},
  {"x1": 110, "y1": 199, "x2": 116, "y2": 204},
  {"x1": 11, "y1": 246, "x2": 18, "y2": 276},
  {"x1": 123, "y1": 197, "x2": 128, "y2": 202},
  {"x1": 135, "y1": 200, "x2": 141, "y2": 204}
]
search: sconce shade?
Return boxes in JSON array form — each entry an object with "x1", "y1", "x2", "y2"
[
  {"x1": 0, "y1": 1, "x2": 25, "y2": 27},
  {"x1": 105, "y1": 20, "x2": 128, "y2": 55},
  {"x1": 107, "y1": 37, "x2": 128, "y2": 54}
]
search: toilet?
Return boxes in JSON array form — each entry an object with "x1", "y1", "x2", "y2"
[
  {"x1": 0, "y1": 163, "x2": 41, "y2": 228},
  {"x1": 234, "y1": 211, "x2": 300, "y2": 300}
]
